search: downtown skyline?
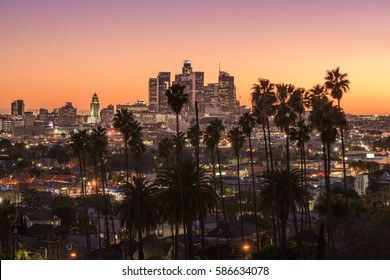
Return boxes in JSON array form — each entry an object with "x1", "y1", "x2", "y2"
[{"x1": 1, "y1": 0, "x2": 389, "y2": 114}]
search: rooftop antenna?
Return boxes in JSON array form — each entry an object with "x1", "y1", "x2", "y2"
[{"x1": 218, "y1": 61, "x2": 221, "y2": 74}]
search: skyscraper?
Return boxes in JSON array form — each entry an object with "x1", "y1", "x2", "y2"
[
  {"x1": 157, "y1": 72, "x2": 171, "y2": 113},
  {"x1": 148, "y1": 78, "x2": 158, "y2": 112},
  {"x1": 11, "y1": 100, "x2": 25, "y2": 116},
  {"x1": 88, "y1": 93, "x2": 101, "y2": 124},
  {"x1": 191, "y1": 71, "x2": 204, "y2": 109},
  {"x1": 218, "y1": 71, "x2": 236, "y2": 112}
]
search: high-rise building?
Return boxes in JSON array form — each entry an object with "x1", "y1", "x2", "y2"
[
  {"x1": 148, "y1": 78, "x2": 158, "y2": 112},
  {"x1": 218, "y1": 71, "x2": 236, "y2": 112},
  {"x1": 100, "y1": 104, "x2": 114, "y2": 127},
  {"x1": 11, "y1": 100, "x2": 25, "y2": 116},
  {"x1": 157, "y1": 72, "x2": 171, "y2": 113},
  {"x1": 88, "y1": 93, "x2": 101, "y2": 124},
  {"x1": 191, "y1": 71, "x2": 204, "y2": 110},
  {"x1": 58, "y1": 102, "x2": 77, "y2": 126}
]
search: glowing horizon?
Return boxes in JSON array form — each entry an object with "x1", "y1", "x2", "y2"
[{"x1": 1, "y1": 0, "x2": 389, "y2": 115}]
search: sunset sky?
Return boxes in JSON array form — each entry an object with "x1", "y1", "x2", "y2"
[{"x1": 0, "y1": 0, "x2": 389, "y2": 114}]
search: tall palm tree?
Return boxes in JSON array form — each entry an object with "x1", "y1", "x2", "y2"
[
  {"x1": 290, "y1": 119, "x2": 312, "y2": 230},
  {"x1": 251, "y1": 79, "x2": 277, "y2": 173},
  {"x1": 128, "y1": 120, "x2": 145, "y2": 178},
  {"x1": 87, "y1": 132, "x2": 102, "y2": 250},
  {"x1": 158, "y1": 137, "x2": 175, "y2": 168},
  {"x1": 227, "y1": 126, "x2": 246, "y2": 259},
  {"x1": 309, "y1": 96, "x2": 347, "y2": 249},
  {"x1": 70, "y1": 130, "x2": 91, "y2": 253},
  {"x1": 90, "y1": 126, "x2": 111, "y2": 251},
  {"x1": 207, "y1": 118, "x2": 230, "y2": 255},
  {"x1": 156, "y1": 158, "x2": 217, "y2": 260},
  {"x1": 114, "y1": 109, "x2": 135, "y2": 185},
  {"x1": 252, "y1": 82, "x2": 280, "y2": 246},
  {"x1": 0, "y1": 198, "x2": 17, "y2": 257},
  {"x1": 325, "y1": 67, "x2": 350, "y2": 207},
  {"x1": 274, "y1": 83, "x2": 297, "y2": 172},
  {"x1": 116, "y1": 177, "x2": 159, "y2": 260},
  {"x1": 165, "y1": 83, "x2": 190, "y2": 258},
  {"x1": 260, "y1": 169, "x2": 305, "y2": 259},
  {"x1": 239, "y1": 111, "x2": 260, "y2": 254}
]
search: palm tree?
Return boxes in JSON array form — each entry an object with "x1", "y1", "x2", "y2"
[
  {"x1": 156, "y1": 158, "x2": 217, "y2": 260},
  {"x1": 325, "y1": 67, "x2": 350, "y2": 207},
  {"x1": 70, "y1": 130, "x2": 91, "y2": 253},
  {"x1": 251, "y1": 79, "x2": 277, "y2": 173},
  {"x1": 128, "y1": 119, "x2": 145, "y2": 178},
  {"x1": 87, "y1": 131, "x2": 102, "y2": 250},
  {"x1": 116, "y1": 177, "x2": 159, "y2": 260},
  {"x1": 252, "y1": 81, "x2": 280, "y2": 246},
  {"x1": 309, "y1": 96, "x2": 347, "y2": 249},
  {"x1": 290, "y1": 119, "x2": 312, "y2": 230},
  {"x1": 274, "y1": 83, "x2": 297, "y2": 172},
  {"x1": 90, "y1": 126, "x2": 111, "y2": 251},
  {"x1": 203, "y1": 128, "x2": 220, "y2": 258},
  {"x1": 165, "y1": 83, "x2": 189, "y2": 258},
  {"x1": 0, "y1": 198, "x2": 17, "y2": 257},
  {"x1": 207, "y1": 118, "x2": 230, "y2": 255},
  {"x1": 260, "y1": 169, "x2": 305, "y2": 259},
  {"x1": 158, "y1": 137, "x2": 175, "y2": 168},
  {"x1": 227, "y1": 126, "x2": 246, "y2": 259},
  {"x1": 114, "y1": 109, "x2": 135, "y2": 185},
  {"x1": 239, "y1": 111, "x2": 260, "y2": 253}
]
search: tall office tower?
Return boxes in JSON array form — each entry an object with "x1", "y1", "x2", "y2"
[
  {"x1": 88, "y1": 93, "x2": 101, "y2": 124},
  {"x1": 182, "y1": 60, "x2": 193, "y2": 80},
  {"x1": 100, "y1": 104, "x2": 114, "y2": 127},
  {"x1": 218, "y1": 71, "x2": 236, "y2": 112},
  {"x1": 148, "y1": 78, "x2": 158, "y2": 112},
  {"x1": 190, "y1": 71, "x2": 205, "y2": 111},
  {"x1": 58, "y1": 102, "x2": 77, "y2": 126},
  {"x1": 11, "y1": 100, "x2": 25, "y2": 116},
  {"x1": 157, "y1": 72, "x2": 171, "y2": 113}
]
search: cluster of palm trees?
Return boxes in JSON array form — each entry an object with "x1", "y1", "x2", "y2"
[{"x1": 65, "y1": 67, "x2": 349, "y2": 260}]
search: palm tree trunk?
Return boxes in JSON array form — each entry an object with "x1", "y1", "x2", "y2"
[
  {"x1": 248, "y1": 135, "x2": 260, "y2": 253},
  {"x1": 175, "y1": 113, "x2": 188, "y2": 259},
  {"x1": 322, "y1": 144, "x2": 332, "y2": 249},
  {"x1": 100, "y1": 157, "x2": 111, "y2": 250},
  {"x1": 236, "y1": 154, "x2": 245, "y2": 260},
  {"x1": 80, "y1": 153, "x2": 91, "y2": 253},
  {"x1": 262, "y1": 125, "x2": 269, "y2": 171},
  {"x1": 93, "y1": 157, "x2": 102, "y2": 251},
  {"x1": 303, "y1": 144, "x2": 311, "y2": 230},
  {"x1": 337, "y1": 99, "x2": 348, "y2": 208},
  {"x1": 211, "y1": 149, "x2": 219, "y2": 259},
  {"x1": 326, "y1": 142, "x2": 334, "y2": 249},
  {"x1": 125, "y1": 142, "x2": 129, "y2": 184},
  {"x1": 215, "y1": 146, "x2": 229, "y2": 255},
  {"x1": 128, "y1": 224, "x2": 133, "y2": 260},
  {"x1": 137, "y1": 187, "x2": 144, "y2": 260},
  {"x1": 280, "y1": 217, "x2": 287, "y2": 259},
  {"x1": 266, "y1": 118, "x2": 281, "y2": 249}
]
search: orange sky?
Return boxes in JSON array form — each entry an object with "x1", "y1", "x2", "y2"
[{"x1": 0, "y1": 0, "x2": 389, "y2": 114}]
